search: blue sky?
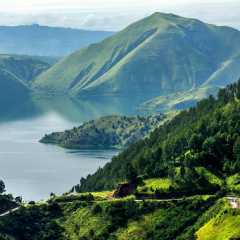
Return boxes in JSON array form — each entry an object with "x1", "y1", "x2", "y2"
[{"x1": 0, "y1": 0, "x2": 240, "y2": 31}]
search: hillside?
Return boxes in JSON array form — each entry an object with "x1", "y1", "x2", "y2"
[
  {"x1": 15, "y1": 55, "x2": 64, "y2": 64},
  {"x1": 77, "y1": 79, "x2": 240, "y2": 195},
  {"x1": 33, "y1": 12, "x2": 240, "y2": 95},
  {"x1": 0, "y1": 194, "x2": 225, "y2": 240},
  {"x1": 40, "y1": 111, "x2": 178, "y2": 148},
  {"x1": 0, "y1": 24, "x2": 115, "y2": 56},
  {"x1": 0, "y1": 55, "x2": 52, "y2": 95},
  {"x1": 137, "y1": 86, "x2": 222, "y2": 111}
]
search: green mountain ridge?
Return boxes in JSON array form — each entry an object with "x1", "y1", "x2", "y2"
[
  {"x1": 32, "y1": 12, "x2": 240, "y2": 95},
  {"x1": 137, "y1": 85, "x2": 222, "y2": 110},
  {"x1": 0, "y1": 55, "x2": 52, "y2": 95}
]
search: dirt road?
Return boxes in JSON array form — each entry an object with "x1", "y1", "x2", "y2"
[
  {"x1": 0, "y1": 207, "x2": 19, "y2": 217},
  {"x1": 226, "y1": 197, "x2": 239, "y2": 208}
]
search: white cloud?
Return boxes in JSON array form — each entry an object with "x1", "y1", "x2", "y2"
[{"x1": 0, "y1": 1, "x2": 239, "y2": 31}]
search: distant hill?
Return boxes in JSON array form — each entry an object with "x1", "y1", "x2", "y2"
[
  {"x1": 0, "y1": 55, "x2": 52, "y2": 95},
  {"x1": 0, "y1": 24, "x2": 115, "y2": 56},
  {"x1": 14, "y1": 55, "x2": 64, "y2": 65},
  {"x1": 33, "y1": 12, "x2": 240, "y2": 95},
  {"x1": 40, "y1": 111, "x2": 178, "y2": 148},
  {"x1": 137, "y1": 86, "x2": 222, "y2": 110}
]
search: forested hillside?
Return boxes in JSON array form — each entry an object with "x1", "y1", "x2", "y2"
[
  {"x1": 0, "y1": 194, "x2": 225, "y2": 240},
  {"x1": 78, "y1": 79, "x2": 240, "y2": 194},
  {"x1": 40, "y1": 111, "x2": 178, "y2": 148}
]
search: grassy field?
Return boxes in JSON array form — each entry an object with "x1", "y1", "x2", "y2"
[
  {"x1": 137, "y1": 86, "x2": 222, "y2": 111},
  {"x1": 197, "y1": 201, "x2": 240, "y2": 240},
  {"x1": 40, "y1": 111, "x2": 179, "y2": 148}
]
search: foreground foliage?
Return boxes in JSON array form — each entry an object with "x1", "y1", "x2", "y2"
[
  {"x1": 0, "y1": 195, "x2": 224, "y2": 240},
  {"x1": 78, "y1": 79, "x2": 240, "y2": 195}
]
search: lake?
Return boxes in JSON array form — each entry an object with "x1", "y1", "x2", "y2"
[{"x1": 0, "y1": 94, "x2": 161, "y2": 202}]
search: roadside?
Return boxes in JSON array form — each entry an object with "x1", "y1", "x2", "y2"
[
  {"x1": 0, "y1": 207, "x2": 19, "y2": 217},
  {"x1": 226, "y1": 197, "x2": 239, "y2": 208}
]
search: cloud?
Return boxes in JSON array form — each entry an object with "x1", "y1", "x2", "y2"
[{"x1": 0, "y1": 2, "x2": 239, "y2": 31}]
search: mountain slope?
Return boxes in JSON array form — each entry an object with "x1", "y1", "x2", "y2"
[
  {"x1": 0, "y1": 24, "x2": 115, "y2": 56},
  {"x1": 33, "y1": 12, "x2": 240, "y2": 95},
  {"x1": 0, "y1": 55, "x2": 52, "y2": 95},
  {"x1": 77, "y1": 80, "x2": 240, "y2": 193},
  {"x1": 137, "y1": 86, "x2": 222, "y2": 110}
]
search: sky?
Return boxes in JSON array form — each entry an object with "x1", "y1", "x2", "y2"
[{"x1": 0, "y1": 0, "x2": 240, "y2": 31}]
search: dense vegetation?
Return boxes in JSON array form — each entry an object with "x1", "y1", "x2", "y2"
[
  {"x1": 40, "y1": 112, "x2": 178, "y2": 148},
  {"x1": 0, "y1": 194, "x2": 226, "y2": 240},
  {"x1": 78, "y1": 79, "x2": 240, "y2": 195},
  {"x1": 138, "y1": 86, "x2": 221, "y2": 111},
  {"x1": 33, "y1": 13, "x2": 240, "y2": 95},
  {"x1": 0, "y1": 54, "x2": 52, "y2": 95}
]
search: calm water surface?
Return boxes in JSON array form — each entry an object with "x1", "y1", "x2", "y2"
[{"x1": 0, "y1": 94, "x2": 161, "y2": 201}]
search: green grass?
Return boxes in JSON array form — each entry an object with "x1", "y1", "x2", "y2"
[
  {"x1": 0, "y1": 54, "x2": 52, "y2": 95},
  {"x1": 197, "y1": 201, "x2": 240, "y2": 240},
  {"x1": 136, "y1": 164, "x2": 223, "y2": 196},
  {"x1": 40, "y1": 111, "x2": 179, "y2": 148},
  {"x1": 137, "y1": 86, "x2": 222, "y2": 111},
  {"x1": 33, "y1": 12, "x2": 240, "y2": 96}
]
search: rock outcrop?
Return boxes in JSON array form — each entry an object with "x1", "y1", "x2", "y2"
[{"x1": 113, "y1": 183, "x2": 138, "y2": 198}]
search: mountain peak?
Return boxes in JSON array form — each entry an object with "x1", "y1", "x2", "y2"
[{"x1": 33, "y1": 13, "x2": 240, "y2": 96}]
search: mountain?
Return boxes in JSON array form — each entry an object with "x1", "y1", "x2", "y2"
[
  {"x1": 0, "y1": 24, "x2": 115, "y2": 56},
  {"x1": 39, "y1": 111, "x2": 178, "y2": 148},
  {"x1": 137, "y1": 86, "x2": 222, "y2": 110},
  {"x1": 16, "y1": 55, "x2": 64, "y2": 64},
  {"x1": 33, "y1": 12, "x2": 240, "y2": 95},
  {"x1": 0, "y1": 55, "x2": 52, "y2": 95}
]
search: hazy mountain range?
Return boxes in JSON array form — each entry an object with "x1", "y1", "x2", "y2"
[{"x1": 0, "y1": 24, "x2": 115, "y2": 56}]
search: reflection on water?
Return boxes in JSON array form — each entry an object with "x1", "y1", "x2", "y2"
[
  {"x1": 0, "y1": 94, "x2": 163, "y2": 201},
  {"x1": 0, "y1": 94, "x2": 162, "y2": 124}
]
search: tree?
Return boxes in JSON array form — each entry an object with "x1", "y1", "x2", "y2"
[
  {"x1": 233, "y1": 153, "x2": 240, "y2": 176},
  {"x1": 120, "y1": 160, "x2": 137, "y2": 182},
  {"x1": 168, "y1": 164, "x2": 176, "y2": 184},
  {"x1": 50, "y1": 192, "x2": 56, "y2": 198},
  {"x1": 133, "y1": 153, "x2": 146, "y2": 174},
  {"x1": 236, "y1": 78, "x2": 240, "y2": 99},
  {"x1": 0, "y1": 180, "x2": 5, "y2": 195},
  {"x1": 163, "y1": 141, "x2": 172, "y2": 163},
  {"x1": 185, "y1": 168, "x2": 194, "y2": 188},
  {"x1": 233, "y1": 137, "x2": 240, "y2": 158},
  {"x1": 189, "y1": 133, "x2": 203, "y2": 153},
  {"x1": 15, "y1": 196, "x2": 22, "y2": 204},
  {"x1": 180, "y1": 165, "x2": 186, "y2": 178},
  {"x1": 223, "y1": 159, "x2": 231, "y2": 175}
]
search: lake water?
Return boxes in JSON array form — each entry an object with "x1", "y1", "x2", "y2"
[{"x1": 0, "y1": 94, "x2": 161, "y2": 202}]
